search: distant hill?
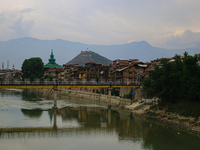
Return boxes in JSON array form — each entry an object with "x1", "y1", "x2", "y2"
[
  {"x1": 0, "y1": 37, "x2": 200, "y2": 69},
  {"x1": 67, "y1": 51, "x2": 112, "y2": 65}
]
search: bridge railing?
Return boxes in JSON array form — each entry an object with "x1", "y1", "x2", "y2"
[{"x1": 0, "y1": 79, "x2": 140, "y2": 86}]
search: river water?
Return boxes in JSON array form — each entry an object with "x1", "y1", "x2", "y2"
[{"x1": 0, "y1": 89, "x2": 200, "y2": 150}]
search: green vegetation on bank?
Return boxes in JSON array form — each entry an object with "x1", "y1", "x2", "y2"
[{"x1": 143, "y1": 52, "x2": 200, "y2": 118}]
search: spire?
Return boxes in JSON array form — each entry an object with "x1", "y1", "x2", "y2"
[
  {"x1": 50, "y1": 49, "x2": 54, "y2": 59},
  {"x1": 48, "y1": 49, "x2": 56, "y2": 64}
]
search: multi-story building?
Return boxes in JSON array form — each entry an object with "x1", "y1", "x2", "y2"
[
  {"x1": 78, "y1": 62, "x2": 109, "y2": 80},
  {"x1": 62, "y1": 62, "x2": 110, "y2": 81},
  {"x1": 63, "y1": 64, "x2": 80, "y2": 80},
  {"x1": 109, "y1": 62, "x2": 147, "y2": 84}
]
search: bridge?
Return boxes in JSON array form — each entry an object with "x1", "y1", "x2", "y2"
[
  {"x1": 0, "y1": 80, "x2": 140, "y2": 109},
  {"x1": 0, "y1": 127, "x2": 109, "y2": 139},
  {"x1": 0, "y1": 80, "x2": 139, "y2": 89}
]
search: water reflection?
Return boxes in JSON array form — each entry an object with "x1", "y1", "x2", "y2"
[
  {"x1": 1, "y1": 106, "x2": 200, "y2": 150},
  {"x1": 0, "y1": 89, "x2": 22, "y2": 100},
  {"x1": 142, "y1": 122, "x2": 200, "y2": 150},
  {"x1": 21, "y1": 89, "x2": 43, "y2": 101},
  {"x1": 57, "y1": 106, "x2": 108, "y2": 127},
  {"x1": 21, "y1": 109, "x2": 43, "y2": 118},
  {"x1": 0, "y1": 89, "x2": 200, "y2": 150}
]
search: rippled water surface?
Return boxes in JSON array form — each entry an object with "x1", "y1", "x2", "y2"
[{"x1": 0, "y1": 89, "x2": 200, "y2": 150}]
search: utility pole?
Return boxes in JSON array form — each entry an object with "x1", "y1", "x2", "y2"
[{"x1": 2, "y1": 62, "x2": 4, "y2": 70}]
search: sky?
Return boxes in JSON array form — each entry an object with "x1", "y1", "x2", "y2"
[{"x1": 1, "y1": 0, "x2": 200, "y2": 49}]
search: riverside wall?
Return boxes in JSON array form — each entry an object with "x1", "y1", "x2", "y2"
[
  {"x1": 119, "y1": 87, "x2": 143, "y2": 100},
  {"x1": 58, "y1": 89, "x2": 131, "y2": 106},
  {"x1": 32, "y1": 88, "x2": 132, "y2": 107}
]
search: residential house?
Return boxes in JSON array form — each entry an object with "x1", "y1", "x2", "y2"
[
  {"x1": 79, "y1": 62, "x2": 109, "y2": 80},
  {"x1": 63, "y1": 64, "x2": 80, "y2": 80},
  {"x1": 110, "y1": 62, "x2": 147, "y2": 84}
]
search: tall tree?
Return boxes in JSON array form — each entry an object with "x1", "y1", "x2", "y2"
[
  {"x1": 21, "y1": 57, "x2": 44, "y2": 81},
  {"x1": 143, "y1": 52, "x2": 200, "y2": 103}
]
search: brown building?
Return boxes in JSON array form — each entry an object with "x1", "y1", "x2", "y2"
[
  {"x1": 0, "y1": 69, "x2": 22, "y2": 81},
  {"x1": 63, "y1": 64, "x2": 80, "y2": 80},
  {"x1": 78, "y1": 62, "x2": 109, "y2": 80},
  {"x1": 144, "y1": 64, "x2": 154, "y2": 78},
  {"x1": 110, "y1": 62, "x2": 147, "y2": 84}
]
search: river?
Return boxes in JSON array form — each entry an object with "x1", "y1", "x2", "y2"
[{"x1": 0, "y1": 89, "x2": 200, "y2": 150}]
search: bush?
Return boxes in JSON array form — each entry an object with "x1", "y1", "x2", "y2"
[
  {"x1": 146, "y1": 111, "x2": 160, "y2": 117},
  {"x1": 166, "y1": 102, "x2": 200, "y2": 119}
]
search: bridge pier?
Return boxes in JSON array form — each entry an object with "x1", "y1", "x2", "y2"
[
  {"x1": 108, "y1": 87, "x2": 112, "y2": 105},
  {"x1": 107, "y1": 109, "x2": 111, "y2": 126},
  {"x1": 53, "y1": 110, "x2": 58, "y2": 130},
  {"x1": 52, "y1": 89, "x2": 58, "y2": 109}
]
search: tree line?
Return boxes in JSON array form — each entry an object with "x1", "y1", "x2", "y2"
[{"x1": 143, "y1": 52, "x2": 200, "y2": 104}]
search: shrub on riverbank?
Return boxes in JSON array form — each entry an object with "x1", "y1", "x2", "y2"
[
  {"x1": 148, "y1": 101, "x2": 200, "y2": 123},
  {"x1": 166, "y1": 102, "x2": 200, "y2": 121}
]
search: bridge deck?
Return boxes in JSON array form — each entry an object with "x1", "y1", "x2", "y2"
[{"x1": 0, "y1": 84, "x2": 139, "y2": 89}]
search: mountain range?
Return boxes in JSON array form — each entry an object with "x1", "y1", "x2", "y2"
[{"x1": 0, "y1": 37, "x2": 199, "y2": 69}]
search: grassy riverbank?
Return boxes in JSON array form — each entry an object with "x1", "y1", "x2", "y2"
[{"x1": 141, "y1": 102, "x2": 200, "y2": 134}]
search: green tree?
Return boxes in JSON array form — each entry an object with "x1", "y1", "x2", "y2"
[
  {"x1": 111, "y1": 87, "x2": 119, "y2": 96},
  {"x1": 143, "y1": 52, "x2": 200, "y2": 103},
  {"x1": 181, "y1": 54, "x2": 200, "y2": 101},
  {"x1": 44, "y1": 75, "x2": 53, "y2": 81},
  {"x1": 21, "y1": 57, "x2": 44, "y2": 81}
]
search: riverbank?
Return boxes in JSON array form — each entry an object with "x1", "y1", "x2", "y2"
[
  {"x1": 140, "y1": 107, "x2": 200, "y2": 134},
  {"x1": 124, "y1": 100, "x2": 200, "y2": 134}
]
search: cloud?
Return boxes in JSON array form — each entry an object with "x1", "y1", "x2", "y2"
[
  {"x1": 156, "y1": 30, "x2": 200, "y2": 49},
  {"x1": 0, "y1": 7, "x2": 34, "y2": 40},
  {"x1": 1, "y1": 0, "x2": 200, "y2": 48}
]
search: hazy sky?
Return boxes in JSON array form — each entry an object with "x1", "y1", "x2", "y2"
[{"x1": 1, "y1": 0, "x2": 200, "y2": 49}]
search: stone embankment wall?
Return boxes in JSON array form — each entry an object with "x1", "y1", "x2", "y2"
[
  {"x1": 32, "y1": 88, "x2": 131, "y2": 107},
  {"x1": 135, "y1": 87, "x2": 143, "y2": 100},
  {"x1": 119, "y1": 87, "x2": 143, "y2": 101},
  {"x1": 58, "y1": 89, "x2": 131, "y2": 106},
  {"x1": 133, "y1": 99, "x2": 155, "y2": 110},
  {"x1": 119, "y1": 87, "x2": 132, "y2": 97}
]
